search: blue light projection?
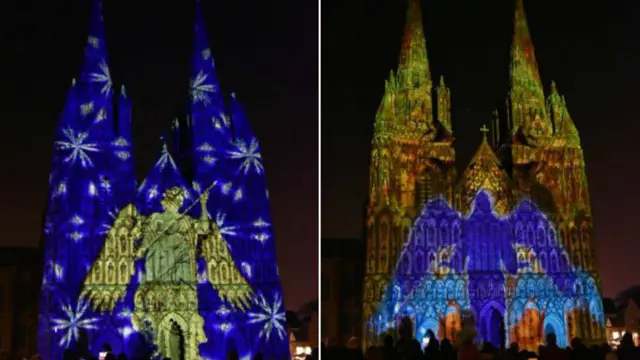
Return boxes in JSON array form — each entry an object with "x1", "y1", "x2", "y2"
[
  {"x1": 366, "y1": 191, "x2": 605, "y2": 351},
  {"x1": 37, "y1": 1, "x2": 289, "y2": 359}
]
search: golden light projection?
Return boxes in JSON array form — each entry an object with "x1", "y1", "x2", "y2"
[{"x1": 81, "y1": 187, "x2": 252, "y2": 360}]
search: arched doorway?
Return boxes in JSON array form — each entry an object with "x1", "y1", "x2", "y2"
[
  {"x1": 168, "y1": 320, "x2": 185, "y2": 360},
  {"x1": 480, "y1": 302, "x2": 506, "y2": 349},
  {"x1": 226, "y1": 338, "x2": 238, "y2": 357},
  {"x1": 486, "y1": 307, "x2": 506, "y2": 349}
]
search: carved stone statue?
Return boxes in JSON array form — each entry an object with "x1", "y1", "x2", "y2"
[{"x1": 81, "y1": 186, "x2": 253, "y2": 360}]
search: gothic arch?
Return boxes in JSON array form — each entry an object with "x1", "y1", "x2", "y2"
[
  {"x1": 400, "y1": 252, "x2": 411, "y2": 276},
  {"x1": 543, "y1": 315, "x2": 566, "y2": 348},
  {"x1": 413, "y1": 250, "x2": 425, "y2": 274},
  {"x1": 414, "y1": 224, "x2": 425, "y2": 248},
  {"x1": 550, "y1": 251, "x2": 559, "y2": 273},
  {"x1": 440, "y1": 221, "x2": 450, "y2": 247},
  {"x1": 452, "y1": 221, "x2": 461, "y2": 246},
  {"x1": 539, "y1": 252, "x2": 548, "y2": 272},
  {"x1": 548, "y1": 228, "x2": 557, "y2": 247},
  {"x1": 537, "y1": 226, "x2": 546, "y2": 247}
]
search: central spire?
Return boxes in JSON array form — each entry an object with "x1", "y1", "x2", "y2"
[{"x1": 397, "y1": 0, "x2": 430, "y2": 88}]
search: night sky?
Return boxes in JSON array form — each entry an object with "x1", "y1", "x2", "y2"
[
  {"x1": 0, "y1": 0, "x2": 318, "y2": 310},
  {"x1": 322, "y1": 0, "x2": 640, "y2": 298}
]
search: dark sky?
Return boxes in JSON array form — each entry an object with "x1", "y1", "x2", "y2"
[
  {"x1": 322, "y1": 0, "x2": 640, "y2": 298},
  {"x1": 0, "y1": 0, "x2": 318, "y2": 310}
]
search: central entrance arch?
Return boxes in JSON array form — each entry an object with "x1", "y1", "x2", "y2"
[
  {"x1": 480, "y1": 301, "x2": 506, "y2": 349},
  {"x1": 168, "y1": 320, "x2": 186, "y2": 360}
]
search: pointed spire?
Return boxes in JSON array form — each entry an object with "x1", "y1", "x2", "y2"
[
  {"x1": 56, "y1": 79, "x2": 79, "y2": 135},
  {"x1": 508, "y1": 0, "x2": 552, "y2": 141},
  {"x1": 137, "y1": 139, "x2": 193, "y2": 215},
  {"x1": 171, "y1": 117, "x2": 181, "y2": 157},
  {"x1": 80, "y1": 0, "x2": 112, "y2": 95},
  {"x1": 189, "y1": 0, "x2": 230, "y2": 166},
  {"x1": 189, "y1": 0, "x2": 222, "y2": 109},
  {"x1": 456, "y1": 131, "x2": 514, "y2": 215},
  {"x1": 117, "y1": 85, "x2": 131, "y2": 140},
  {"x1": 547, "y1": 81, "x2": 580, "y2": 146},
  {"x1": 397, "y1": 0, "x2": 430, "y2": 88},
  {"x1": 436, "y1": 75, "x2": 452, "y2": 134},
  {"x1": 229, "y1": 93, "x2": 256, "y2": 143},
  {"x1": 511, "y1": 0, "x2": 540, "y2": 84},
  {"x1": 491, "y1": 109, "x2": 500, "y2": 146}
]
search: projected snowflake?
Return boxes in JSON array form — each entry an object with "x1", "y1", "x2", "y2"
[
  {"x1": 55, "y1": 128, "x2": 99, "y2": 168},
  {"x1": 89, "y1": 61, "x2": 112, "y2": 95},
  {"x1": 228, "y1": 138, "x2": 263, "y2": 175},
  {"x1": 190, "y1": 70, "x2": 216, "y2": 104},
  {"x1": 248, "y1": 292, "x2": 287, "y2": 342},
  {"x1": 51, "y1": 298, "x2": 100, "y2": 348}
]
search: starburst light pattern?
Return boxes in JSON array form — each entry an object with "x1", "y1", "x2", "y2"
[
  {"x1": 55, "y1": 128, "x2": 100, "y2": 168},
  {"x1": 248, "y1": 292, "x2": 287, "y2": 342},
  {"x1": 51, "y1": 298, "x2": 100, "y2": 348},
  {"x1": 190, "y1": 70, "x2": 216, "y2": 104},
  {"x1": 215, "y1": 212, "x2": 237, "y2": 236},
  {"x1": 228, "y1": 138, "x2": 263, "y2": 175},
  {"x1": 90, "y1": 61, "x2": 112, "y2": 95}
]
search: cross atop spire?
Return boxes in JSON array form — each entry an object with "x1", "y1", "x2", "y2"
[{"x1": 480, "y1": 124, "x2": 490, "y2": 140}]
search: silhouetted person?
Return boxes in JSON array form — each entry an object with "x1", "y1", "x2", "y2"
[
  {"x1": 226, "y1": 349, "x2": 238, "y2": 360},
  {"x1": 616, "y1": 332, "x2": 638, "y2": 360},
  {"x1": 382, "y1": 335, "x2": 398, "y2": 360},
  {"x1": 505, "y1": 343, "x2": 519, "y2": 360},
  {"x1": 345, "y1": 346, "x2": 364, "y2": 360},
  {"x1": 540, "y1": 333, "x2": 567, "y2": 360},
  {"x1": 252, "y1": 354, "x2": 263, "y2": 360},
  {"x1": 440, "y1": 339, "x2": 455, "y2": 360},
  {"x1": 457, "y1": 338, "x2": 478, "y2": 360},
  {"x1": 568, "y1": 337, "x2": 587, "y2": 360},
  {"x1": 395, "y1": 317, "x2": 422, "y2": 360},
  {"x1": 480, "y1": 342, "x2": 496, "y2": 360},
  {"x1": 424, "y1": 337, "x2": 440, "y2": 360}
]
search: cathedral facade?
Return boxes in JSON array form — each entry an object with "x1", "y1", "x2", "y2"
[
  {"x1": 363, "y1": 0, "x2": 605, "y2": 351},
  {"x1": 37, "y1": 1, "x2": 289, "y2": 360}
]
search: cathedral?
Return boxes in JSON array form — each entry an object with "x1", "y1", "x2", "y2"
[
  {"x1": 37, "y1": 1, "x2": 289, "y2": 360},
  {"x1": 363, "y1": 0, "x2": 605, "y2": 351}
]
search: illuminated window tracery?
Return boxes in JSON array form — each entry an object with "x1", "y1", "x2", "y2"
[{"x1": 368, "y1": 192, "x2": 605, "y2": 351}]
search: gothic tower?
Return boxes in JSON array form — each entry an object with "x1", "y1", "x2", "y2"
[
  {"x1": 506, "y1": 0, "x2": 601, "y2": 341},
  {"x1": 38, "y1": 1, "x2": 135, "y2": 358},
  {"x1": 363, "y1": 0, "x2": 456, "y2": 344}
]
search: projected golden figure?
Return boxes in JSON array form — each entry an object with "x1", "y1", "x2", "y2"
[{"x1": 80, "y1": 187, "x2": 253, "y2": 360}]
